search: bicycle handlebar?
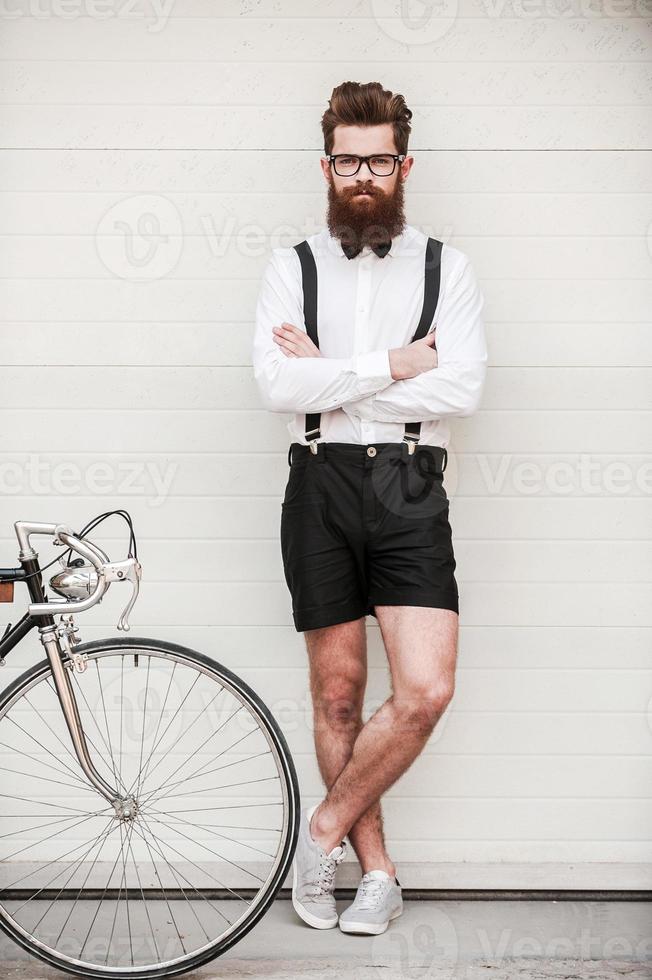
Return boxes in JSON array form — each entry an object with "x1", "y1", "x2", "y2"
[{"x1": 14, "y1": 521, "x2": 142, "y2": 630}]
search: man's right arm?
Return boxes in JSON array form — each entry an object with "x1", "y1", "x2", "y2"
[{"x1": 252, "y1": 249, "x2": 396, "y2": 415}]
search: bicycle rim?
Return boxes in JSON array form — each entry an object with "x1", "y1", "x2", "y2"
[{"x1": 0, "y1": 637, "x2": 300, "y2": 978}]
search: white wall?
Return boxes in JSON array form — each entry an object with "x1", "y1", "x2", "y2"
[{"x1": 0, "y1": 4, "x2": 651, "y2": 887}]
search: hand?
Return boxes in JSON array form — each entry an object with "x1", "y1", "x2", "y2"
[
  {"x1": 389, "y1": 330, "x2": 438, "y2": 380},
  {"x1": 272, "y1": 322, "x2": 322, "y2": 358}
]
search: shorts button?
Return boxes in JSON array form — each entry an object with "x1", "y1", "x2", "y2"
[{"x1": 367, "y1": 446, "x2": 377, "y2": 457}]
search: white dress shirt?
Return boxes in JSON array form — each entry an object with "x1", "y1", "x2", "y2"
[{"x1": 252, "y1": 223, "x2": 488, "y2": 449}]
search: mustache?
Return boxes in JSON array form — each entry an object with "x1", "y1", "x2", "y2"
[{"x1": 342, "y1": 182, "x2": 382, "y2": 199}]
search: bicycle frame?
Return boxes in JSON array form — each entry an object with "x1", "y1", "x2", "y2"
[{"x1": 0, "y1": 520, "x2": 143, "y2": 810}]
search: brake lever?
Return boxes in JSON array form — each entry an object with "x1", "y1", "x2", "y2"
[{"x1": 103, "y1": 558, "x2": 143, "y2": 631}]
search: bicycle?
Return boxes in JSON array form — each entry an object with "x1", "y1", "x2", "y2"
[{"x1": 0, "y1": 511, "x2": 300, "y2": 978}]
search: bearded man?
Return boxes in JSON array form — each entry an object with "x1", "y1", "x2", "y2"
[{"x1": 252, "y1": 80, "x2": 488, "y2": 936}]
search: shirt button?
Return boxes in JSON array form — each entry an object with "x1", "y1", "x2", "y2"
[{"x1": 367, "y1": 446, "x2": 377, "y2": 457}]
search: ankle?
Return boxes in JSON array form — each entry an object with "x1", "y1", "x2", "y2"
[
  {"x1": 310, "y1": 802, "x2": 343, "y2": 853},
  {"x1": 362, "y1": 859, "x2": 396, "y2": 878}
]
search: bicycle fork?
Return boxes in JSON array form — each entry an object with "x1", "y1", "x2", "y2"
[
  {"x1": 39, "y1": 623, "x2": 128, "y2": 812},
  {"x1": 16, "y1": 520, "x2": 142, "y2": 821}
]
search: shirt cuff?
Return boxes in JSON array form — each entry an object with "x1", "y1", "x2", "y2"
[{"x1": 352, "y1": 348, "x2": 393, "y2": 384}]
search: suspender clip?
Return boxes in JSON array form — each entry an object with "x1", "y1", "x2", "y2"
[
  {"x1": 305, "y1": 426, "x2": 321, "y2": 454},
  {"x1": 403, "y1": 435, "x2": 418, "y2": 455}
]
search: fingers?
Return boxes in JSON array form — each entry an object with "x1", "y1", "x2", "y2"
[
  {"x1": 276, "y1": 339, "x2": 300, "y2": 356},
  {"x1": 273, "y1": 322, "x2": 320, "y2": 358},
  {"x1": 273, "y1": 323, "x2": 305, "y2": 345},
  {"x1": 273, "y1": 323, "x2": 301, "y2": 356},
  {"x1": 411, "y1": 329, "x2": 436, "y2": 348}
]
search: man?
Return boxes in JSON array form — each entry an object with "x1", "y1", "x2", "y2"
[{"x1": 252, "y1": 81, "x2": 487, "y2": 935}]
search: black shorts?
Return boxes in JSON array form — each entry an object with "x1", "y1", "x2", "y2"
[{"x1": 280, "y1": 441, "x2": 459, "y2": 632}]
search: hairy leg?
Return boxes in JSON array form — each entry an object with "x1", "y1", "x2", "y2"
[
  {"x1": 305, "y1": 617, "x2": 395, "y2": 875},
  {"x1": 310, "y1": 606, "x2": 459, "y2": 853}
]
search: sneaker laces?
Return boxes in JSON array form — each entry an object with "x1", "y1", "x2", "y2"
[
  {"x1": 312, "y1": 841, "x2": 346, "y2": 898},
  {"x1": 354, "y1": 873, "x2": 390, "y2": 910}
]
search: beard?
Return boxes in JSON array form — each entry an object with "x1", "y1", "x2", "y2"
[{"x1": 326, "y1": 171, "x2": 406, "y2": 251}]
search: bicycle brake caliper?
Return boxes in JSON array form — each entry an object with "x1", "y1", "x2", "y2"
[{"x1": 57, "y1": 614, "x2": 86, "y2": 672}]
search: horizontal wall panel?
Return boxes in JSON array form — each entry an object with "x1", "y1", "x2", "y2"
[
  {"x1": 1, "y1": 367, "x2": 650, "y2": 411},
  {"x1": 2, "y1": 322, "x2": 650, "y2": 368},
  {"x1": 3, "y1": 0, "x2": 650, "y2": 20},
  {"x1": 2, "y1": 105, "x2": 651, "y2": 150},
  {"x1": 0, "y1": 625, "x2": 650, "y2": 672},
  {"x1": 2, "y1": 61, "x2": 651, "y2": 107},
  {"x1": 3, "y1": 236, "x2": 652, "y2": 282},
  {"x1": 1, "y1": 275, "x2": 650, "y2": 326},
  {"x1": 0, "y1": 495, "x2": 648, "y2": 539},
  {"x1": 0, "y1": 409, "x2": 648, "y2": 454},
  {"x1": 1, "y1": 150, "x2": 650, "y2": 194},
  {"x1": 1, "y1": 193, "x2": 650, "y2": 237},
  {"x1": 0, "y1": 580, "x2": 648, "y2": 627},
  {"x1": 297, "y1": 755, "x2": 651, "y2": 799},
  {"x1": 1, "y1": 19, "x2": 649, "y2": 66},
  {"x1": 0, "y1": 451, "x2": 648, "y2": 500},
  {"x1": 1, "y1": 536, "x2": 650, "y2": 583}
]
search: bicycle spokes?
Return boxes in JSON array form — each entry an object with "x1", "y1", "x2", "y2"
[{"x1": 0, "y1": 645, "x2": 296, "y2": 974}]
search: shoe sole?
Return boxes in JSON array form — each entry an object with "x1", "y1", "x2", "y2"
[
  {"x1": 291, "y1": 856, "x2": 338, "y2": 929},
  {"x1": 339, "y1": 905, "x2": 403, "y2": 935}
]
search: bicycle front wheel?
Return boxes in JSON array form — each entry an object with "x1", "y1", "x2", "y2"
[{"x1": 0, "y1": 636, "x2": 300, "y2": 979}]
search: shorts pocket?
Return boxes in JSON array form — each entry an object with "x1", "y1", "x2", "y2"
[{"x1": 282, "y1": 460, "x2": 325, "y2": 507}]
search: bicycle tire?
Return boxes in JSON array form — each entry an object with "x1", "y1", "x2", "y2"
[{"x1": 0, "y1": 636, "x2": 301, "y2": 979}]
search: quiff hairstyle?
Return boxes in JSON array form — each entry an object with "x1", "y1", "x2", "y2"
[{"x1": 321, "y1": 81, "x2": 413, "y2": 156}]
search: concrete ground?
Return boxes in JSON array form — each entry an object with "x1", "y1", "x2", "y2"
[{"x1": 1, "y1": 897, "x2": 650, "y2": 979}]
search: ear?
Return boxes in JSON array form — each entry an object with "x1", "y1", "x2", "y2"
[
  {"x1": 320, "y1": 156, "x2": 332, "y2": 183},
  {"x1": 400, "y1": 155, "x2": 414, "y2": 180}
]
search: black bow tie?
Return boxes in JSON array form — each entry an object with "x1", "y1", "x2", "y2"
[{"x1": 341, "y1": 239, "x2": 392, "y2": 260}]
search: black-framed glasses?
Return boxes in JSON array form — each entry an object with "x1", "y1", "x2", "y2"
[{"x1": 327, "y1": 153, "x2": 405, "y2": 177}]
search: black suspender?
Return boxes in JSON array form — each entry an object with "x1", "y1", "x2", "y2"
[
  {"x1": 293, "y1": 240, "x2": 322, "y2": 452},
  {"x1": 403, "y1": 236, "x2": 443, "y2": 453},
  {"x1": 292, "y1": 236, "x2": 443, "y2": 454}
]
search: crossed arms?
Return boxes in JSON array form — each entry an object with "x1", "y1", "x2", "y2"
[{"x1": 251, "y1": 247, "x2": 488, "y2": 422}]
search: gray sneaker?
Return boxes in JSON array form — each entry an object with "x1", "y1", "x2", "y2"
[
  {"x1": 339, "y1": 869, "x2": 403, "y2": 935},
  {"x1": 291, "y1": 802, "x2": 347, "y2": 929}
]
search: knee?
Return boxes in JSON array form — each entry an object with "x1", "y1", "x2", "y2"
[
  {"x1": 394, "y1": 679, "x2": 455, "y2": 732},
  {"x1": 315, "y1": 679, "x2": 365, "y2": 729}
]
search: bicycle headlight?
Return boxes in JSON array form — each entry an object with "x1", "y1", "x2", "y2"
[{"x1": 49, "y1": 560, "x2": 99, "y2": 600}]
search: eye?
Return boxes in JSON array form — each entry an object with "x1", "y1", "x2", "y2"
[
  {"x1": 371, "y1": 156, "x2": 392, "y2": 166},
  {"x1": 338, "y1": 156, "x2": 357, "y2": 166}
]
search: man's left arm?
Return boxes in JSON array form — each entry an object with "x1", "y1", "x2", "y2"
[{"x1": 342, "y1": 254, "x2": 488, "y2": 423}]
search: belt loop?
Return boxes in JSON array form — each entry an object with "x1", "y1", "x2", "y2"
[
  {"x1": 314, "y1": 442, "x2": 326, "y2": 463},
  {"x1": 441, "y1": 447, "x2": 448, "y2": 473},
  {"x1": 287, "y1": 444, "x2": 293, "y2": 467}
]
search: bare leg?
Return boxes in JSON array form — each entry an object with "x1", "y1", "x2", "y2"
[
  {"x1": 310, "y1": 606, "x2": 458, "y2": 853},
  {"x1": 305, "y1": 618, "x2": 396, "y2": 876}
]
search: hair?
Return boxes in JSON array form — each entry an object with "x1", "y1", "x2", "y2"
[{"x1": 321, "y1": 81, "x2": 412, "y2": 156}]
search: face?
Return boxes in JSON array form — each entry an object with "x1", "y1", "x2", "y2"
[
  {"x1": 321, "y1": 123, "x2": 414, "y2": 247},
  {"x1": 320, "y1": 123, "x2": 413, "y2": 195}
]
